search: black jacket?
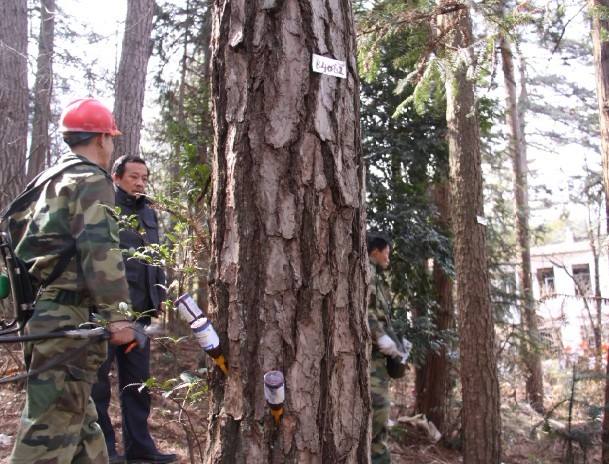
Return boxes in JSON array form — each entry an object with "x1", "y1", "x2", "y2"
[{"x1": 115, "y1": 186, "x2": 166, "y2": 322}]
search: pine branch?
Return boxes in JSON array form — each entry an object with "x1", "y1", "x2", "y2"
[{"x1": 357, "y1": 2, "x2": 467, "y2": 37}]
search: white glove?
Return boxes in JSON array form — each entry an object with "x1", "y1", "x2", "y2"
[
  {"x1": 377, "y1": 334, "x2": 401, "y2": 358},
  {"x1": 401, "y1": 337, "x2": 413, "y2": 364}
]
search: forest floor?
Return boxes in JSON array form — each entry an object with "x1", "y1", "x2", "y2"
[{"x1": 0, "y1": 339, "x2": 602, "y2": 464}]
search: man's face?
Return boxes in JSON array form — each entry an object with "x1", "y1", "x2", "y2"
[
  {"x1": 371, "y1": 245, "x2": 390, "y2": 270},
  {"x1": 113, "y1": 161, "x2": 149, "y2": 196}
]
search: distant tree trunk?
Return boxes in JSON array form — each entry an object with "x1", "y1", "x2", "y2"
[
  {"x1": 28, "y1": 0, "x2": 56, "y2": 182},
  {"x1": 112, "y1": 0, "x2": 155, "y2": 161},
  {"x1": 415, "y1": 181, "x2": 453, "y2": 432},
  {"x1": 590, "y1": 4, "x2": 609, "y2": 455},
  {"x1": 590, "y1": 220, "x2": 603, "y2": 371},
  {"x1": 438, "y1": 3, "x2": 501, "y2": 462},
  {"x1": 591, "y1": 0, "x2": 609, "y2": 223},
  {"x1": 499, "y1": 35, "x2": 544, "y2": 413},
  {"x1": 195, "y1": 2, "x2": 213, "y2": 313},
  {"x1": 164, "y1": 0, "x2": 190, "y2": 333},
  {"x1": 603, "y1": 346, "x2": 609, "y2": 464},
  {"x1": 0, "y1": 0, "x2": 28, "y2": 211},
  {"x1": 206, "y1": 1, "x2": 369, "y2": 463}
]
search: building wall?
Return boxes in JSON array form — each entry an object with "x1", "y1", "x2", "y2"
[{"x1": 529, "y1": 239, "x2": 609, "y2": 355}]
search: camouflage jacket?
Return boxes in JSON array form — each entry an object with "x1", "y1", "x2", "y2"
[
  {"x1": 368, "y1": 259, "x2": 399, "y2": 347},
  {"x1": 8, "y1": 153, "x2": 130, "y2": 322}
]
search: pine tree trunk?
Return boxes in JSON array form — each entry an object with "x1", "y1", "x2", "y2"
[
  {"x1": 0, "y1": 0, "x2": 28, "y2": 211},
  {"x1": 206, "y1": 1, "x2": 369, "y2": 462},
  {"x1": 27, "y1": 0, "x2": 56, "y2": 182},
  {"x1": 112, "y1": 0, "x2": 155, "y2": 161},
  {"x1": 438, "y1": 3, "x2": 501, "y2": 462},
  {"x1": 499, "y1": 34, "x2": 544, "y2": 413},
  {"x1": 415, "y1": 181, "x2": 453, "y2": 432}
]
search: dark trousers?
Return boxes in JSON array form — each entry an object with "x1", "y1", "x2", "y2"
[{"x1": 91, "y1": 339, "x2": 156, "y2": 457}]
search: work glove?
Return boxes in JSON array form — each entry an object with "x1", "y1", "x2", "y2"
[
  {"x1": 400, "y1": 337, "x2": 413, "y2": 364},
  {"x1": 385, "y1": 337, "x2": 411, "y2": 379},
  {"x1": 377, "y1": 334, "x2": 401, "y2": 358},
  {"x1": 378, "y1": 334, "x2": 413, "y2": 363}
]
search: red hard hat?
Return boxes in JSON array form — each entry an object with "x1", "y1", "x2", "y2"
[{"x1": 59, "y1": 98, "x2": 122, "y2": 136}]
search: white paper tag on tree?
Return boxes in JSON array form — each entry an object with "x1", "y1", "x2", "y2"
[
  {"x1": 476, "y1": 215, "x2": 488, "y2": 226},
  {"x1": 312, "y1": 54, "x2": 347, "y2": 79}
]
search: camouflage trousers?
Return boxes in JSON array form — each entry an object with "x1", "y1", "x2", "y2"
[
  {"x1": 10, "y1": 297, "x2": 109, "y2": 464},
  {"x1": 371, "y1": 350, "x2": 391, "y2": 464}
]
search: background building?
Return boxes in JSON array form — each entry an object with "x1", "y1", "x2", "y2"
[{"x1": 529, "y1": 233, "x2": 609, "y2": 359}]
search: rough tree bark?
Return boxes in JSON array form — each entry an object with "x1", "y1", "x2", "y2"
[
  {"x1": 27, "y1": 0, "x2": 56, "y2": 182},
  {"x1": 589, "y1": 2, "x2": 609, "y2": 459},
  {"x1": 499, "y1": 34, "x2": 544, "y2": 413},
  {"x1": 206, "y1": 1, "x2": 369, "y2": 463},
  {"x1": 112, "y1": 0, "x2": 155, "y2": 161},
  {"x1": 0, "y1": 0, "x2": 28, "y2": 210},
  {"x1": 415, "y1": 181, "x2": 453, "y2": 432},
  {"x1": 438, "y1": 3, "x2": 502, "y2": 462}
]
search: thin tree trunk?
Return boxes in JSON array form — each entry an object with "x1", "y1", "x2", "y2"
[
  {"x1": 28, "y1": 0, "x2": 56, "y2": 182},
  {"x1": 591, "y1": 0, "x2": 609, "y2": 216},
  {"x1": 206, "y1": 1, "x2": 369, "y2": 462},
  {"x1": 112, "y1": 0, "x2": 155, "y2": 161},
  {"x1": 165, "y1": 0, "x2": 190, "y2": 333},
  {"x1": 500, "y1": 34, "x2": 544, "y2": 413},
  {"x1": 0, "y1": 0, "x2": 28, "y2": 211},
  {"x1": 590, "y1": 3, "x2": 609, "y2": 455},
  {"x1": 438, "y1": 3, "x2": 501, "y2": 462},
  {"x1": 603, "y1": 346, "x2": 609, "y2": 463},
  {"x1": 415, "y1": 181, "x2": 453, "y2": 432},
  {"x1": 195, "y1": 2, "x2": 213, "y2": 313},
  {"x1": 592, "y1": 238, "x2": 603, "y2": 370},
  {"x1": 587, "y1": 198, "x2": 603, "y2": 371}
]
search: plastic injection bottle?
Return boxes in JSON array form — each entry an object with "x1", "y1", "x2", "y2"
[
  {"x1": 175, "y1": 292, "x2": 204, "y2": 324},
  {"x1": 191, "y1": 317, "x2": 228, "y2": 375},
  {"x1": 264, "y1": 370, "x2": 285, "y2": 424}
]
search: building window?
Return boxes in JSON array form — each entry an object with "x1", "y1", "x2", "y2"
[
  {"x1": 539, "y1": 328, "x2": 561, "y2": 356},
  {"x1": 537, "y1": 268, "x2": 555, "y2": 297},
  {"x1": 572, "y1": 264, "x2": 591, "y2": 296}
]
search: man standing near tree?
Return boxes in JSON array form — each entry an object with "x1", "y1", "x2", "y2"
[
  {"x1": 91, "y1": 155, "x2": 176, "y2": 464},
  {"x1": 367, "y1": 234, "x2": 411, "y2": 464},
  {"x1": 7, "y1": 98, "x2": 136, "y2": 463}
]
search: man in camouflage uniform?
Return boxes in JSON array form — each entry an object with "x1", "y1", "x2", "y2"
[
  {"x1": 8, "y1": 98, "x2": 136, "y2": 464},
  {"x1": 368, "y1": 234, "x2": 409, "y2": 464}
]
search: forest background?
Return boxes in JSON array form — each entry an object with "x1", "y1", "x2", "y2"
[{"x1": 1, "y1": 0, "x2": 608, "y2": 463}]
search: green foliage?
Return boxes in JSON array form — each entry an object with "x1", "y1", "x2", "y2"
[
  {"x1": 143, "y1": 1, "x2": 214, "y2": 304},
  {"x1": 142, "y1": 369, "x2": 208, "y2": 462},
  {"x1": 359, "y1": 25, "x2": 453, "y2": 363},
  {"x1": 394, "y1": 56, "x2": 444, "y2": 117},
  {"x1": 590, "y1": 4, "x2": 609, "y2": 21},
  {"x1": 358, "y1": 1, "x2": 534, "y2": 382}
]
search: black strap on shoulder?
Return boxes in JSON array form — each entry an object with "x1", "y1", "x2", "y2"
[
  {"x1": 42, "y1": 243, "x2": 77, "y2": 287},
  {"x1": 1, "y1": 158, "x2": 99, "y2": 289},
  {"x1": 1, "y1": 158, "x2": 99, "y2": 221}
]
